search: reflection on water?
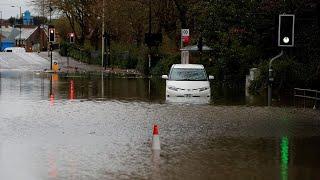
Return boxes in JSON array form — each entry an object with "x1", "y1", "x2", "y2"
[
  {"x1": 281, "y1": 136, "x2": 289, "y2": 180},
  {"x1": 166, "y1": 96, "x2": 210, "y2": 104},
  {"x1": 0, "y1": 70, "x2": 270, "y2": 105},
  {"x1": 46, "y1": 73, "x2": 166, "y2": 102},
  {"x1": 0, "y1": 71, "x2": 320, "y2": 179}
]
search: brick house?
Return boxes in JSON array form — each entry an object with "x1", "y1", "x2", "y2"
[{"x1": 15, "y1": 26, "x2": 48, "y2": 52}]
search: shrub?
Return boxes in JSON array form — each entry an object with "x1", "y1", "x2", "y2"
[{"x1": 151, "y1": 54, "x2": 180, "y2": 75}]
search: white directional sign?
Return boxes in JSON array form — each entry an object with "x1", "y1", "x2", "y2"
[
  {"x1": 181, "y1": 29, "x2": 189, "y2": 37},
  {"x1": 181, "y1": 29, "x2": 190, "y2": 45}
]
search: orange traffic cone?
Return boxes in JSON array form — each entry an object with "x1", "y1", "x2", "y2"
[{"x1": 152, "y1": 125, "x2": 161, "y2": 150}]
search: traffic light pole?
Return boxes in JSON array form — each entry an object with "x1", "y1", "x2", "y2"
[
  {"x1": 268, "y1": 50, "x2": 283, "y2": 107},
  {"x1": 50, "y1": 42, "x2": 53, "y2": 70}
]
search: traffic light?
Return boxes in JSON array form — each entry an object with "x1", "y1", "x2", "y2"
[
  {"x1": 278, "y1": 14, "x2": 295, "y2": 47},
  {"x1": 49, "y1": 28, "x2": 55, "y2": 42},
  {"x1": 70, "y1": 33, "x2": 75, "y2": 43},
  {"x1": 198, "y1": 36, "x2": 203, "y2": 52}
]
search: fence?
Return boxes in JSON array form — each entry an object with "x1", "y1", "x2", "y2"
[{"x1": 294, "y1": 88, "x2": 320, "y2": 109}]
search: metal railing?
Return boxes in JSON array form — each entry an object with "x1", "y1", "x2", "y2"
[{"x1": 294, "y1": 88, "x2": 320, "y2": 109}]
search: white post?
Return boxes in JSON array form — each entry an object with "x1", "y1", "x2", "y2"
[
  {"x1": 181, "y1": 51, "x2": 189, "y2": 64},
  {"x1": 180, "y1": 29, "x2": 189, "y2": 64}
]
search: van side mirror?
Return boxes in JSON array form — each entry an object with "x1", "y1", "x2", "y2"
[
  {"x1": 209, "y1": 75, "x2": 214, "y2": 80},
  {"x1": 162, "y1": 75, "x2": 168, "y2": 80}
]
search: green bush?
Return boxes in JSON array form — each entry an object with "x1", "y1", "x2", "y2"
[
  {"x1": 59, "y1": 41, "x2": 69, "y2": 56},
  {"x1": 59, "y1": 41, "x2": 101, "y2": 65},
  {"x1": 249, "y1": 55, "x2": 306, "y2": 93},
  {"x1": 151, "y1": 54, "x2": 180, "y2": 75},
  {"x1": 110, "y1": 43, "x2": 145, "y2": 69}
]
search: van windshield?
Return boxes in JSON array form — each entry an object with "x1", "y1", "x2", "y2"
[{"x1": 170, "y1": 68, "x2": 208, "y2": 81}]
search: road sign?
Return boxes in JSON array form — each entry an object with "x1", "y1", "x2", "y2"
[
  {"x1": 181, "y1": 29, "x2": 190, "y2": 44},
  {"x1": 278, "y1": 14, "x2": 295, "y2": 47},
  {"x1": 181, "y1": 29, "x2": 189, "y2": 36}
]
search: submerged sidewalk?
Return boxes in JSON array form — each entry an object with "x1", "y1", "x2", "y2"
[{"x1": 37, "y1": 51, "x2": 142, "y2": 76}]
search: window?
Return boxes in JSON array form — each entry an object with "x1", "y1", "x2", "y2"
[{"x1": 170, "y1": 68, "x2": 208, "y2": 81}]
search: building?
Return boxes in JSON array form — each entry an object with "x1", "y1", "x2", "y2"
[{"x1": 14, "y1": 26, "x2": 48, "y2": 52}]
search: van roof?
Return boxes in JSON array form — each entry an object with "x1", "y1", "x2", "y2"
[
  {"x1": 4, "y1": 47, "x2": 26, "y2": 52},
  {"x1": 172, "y1": 64, "x2": 204, "y2": 69}
]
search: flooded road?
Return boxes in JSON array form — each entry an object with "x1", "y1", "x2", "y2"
[{"x1": 0, "y1": 70, "x2": 320, "y2": 179}]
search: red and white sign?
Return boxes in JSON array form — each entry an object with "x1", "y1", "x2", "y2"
[
  {"x1": 182, "y1": 36, "x2": 190, "y2": 44},
  {"x1": 181, "y1": 29, "x2": 190, "y2": 44}
]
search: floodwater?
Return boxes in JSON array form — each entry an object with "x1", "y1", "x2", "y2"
[{"x1": 0, "y1": 70, "x2": 320, "y2": 180}]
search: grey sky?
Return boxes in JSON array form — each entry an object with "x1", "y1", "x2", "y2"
[{"x1": 0, "y1": 0, "x2": 35, "y2": 19}]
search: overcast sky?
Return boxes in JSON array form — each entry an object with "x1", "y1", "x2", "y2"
[{"x1": 0, "y1": 0, "x2": 35, "y2": 19}]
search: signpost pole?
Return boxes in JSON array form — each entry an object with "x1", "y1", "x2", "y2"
[{"x1": 181, "y1": 29, "x2": 190, "y2": 64}]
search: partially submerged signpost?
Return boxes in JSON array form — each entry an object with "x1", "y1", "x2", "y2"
[
  {"x1": 180, "y1": 29, "x2": 212, "y2": 64},
  {"x1": 180, "y1": 45, "x2": 212, "y2": 64}
]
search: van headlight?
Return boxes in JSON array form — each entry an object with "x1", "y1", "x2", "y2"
[
  {"x1": 199, "y1": 87, "x2": 209, "y2": 92},
  {"x1": 168, "y1": 86, "x2": 178, "y2": 91}
]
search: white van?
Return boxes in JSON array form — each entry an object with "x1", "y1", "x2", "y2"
[
  {"x1": 3, "y1": 47, "x2": 26, "y2": 53},
  {"x1": 162, "y1": 64, "x2": 214, "y2": 99}
]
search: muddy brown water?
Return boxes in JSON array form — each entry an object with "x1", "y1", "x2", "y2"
[{"x1": 0, "y1": 71, "x2": 319, "y2": 180}]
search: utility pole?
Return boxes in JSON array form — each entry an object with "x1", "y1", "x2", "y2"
[
  {"x1": 101, "y1": 0, "x2": 105, "y2": 69},
  {"x1": 19, "y1": 6, "x2": 22, "y2": 47},
  {"x1": 41, "y1": 0, "x2": 45, "y2": 51},
  {"x1": 148, "y1": 0, "x2": 152, "y2": 71},
  {"x1": 0, "y1": 11, "x2": 2, "y2": 50}
]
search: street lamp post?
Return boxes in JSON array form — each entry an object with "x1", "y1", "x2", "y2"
[
  {"x1": 10, "y1": 5, "x2": 22, "y2": 47},
  {"x1": 49, "y1": 0, "x2": 53, "y2": 70},
  {"x1": 147, "y1": 0, "x2": 152, "y2": 73},
  {"x1": 0, "y1": 11, "x2": 2, "y2": 50}
]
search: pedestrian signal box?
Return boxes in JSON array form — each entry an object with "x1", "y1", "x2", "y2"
[
  {"x1": 278, "y1": 14, "x2": 295, "y2": 47},
  {"x1": 49, "y1": 28, "x2": 55, "y2": 42}
]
